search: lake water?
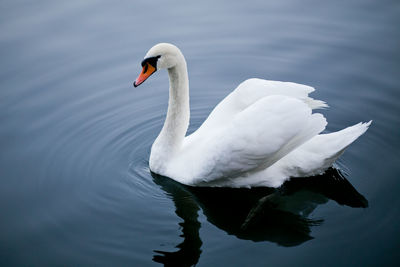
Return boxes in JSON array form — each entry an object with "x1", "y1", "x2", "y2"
[{"x1": 1, "y1": 0, "x2": 399, "y2": 266}]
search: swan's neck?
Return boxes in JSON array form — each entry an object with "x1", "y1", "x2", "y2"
[
  {"x1": 163, "y1": 63, "x2": 190, "y2": 146},
  {"x1": 150, "y1": 55, "x2": 190, "y2": 170}
]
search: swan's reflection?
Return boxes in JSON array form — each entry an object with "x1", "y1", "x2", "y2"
[{"x1": 152, "y1": 168, "x2": 367, "y2": 266}]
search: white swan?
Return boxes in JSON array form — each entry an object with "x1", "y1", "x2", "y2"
[{"x1": 133, "y1": 43, "x2": 371, "y2": 188}]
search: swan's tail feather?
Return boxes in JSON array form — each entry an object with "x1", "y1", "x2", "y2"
[
  {"x1": 316, "y1": 120, "x2": 372, "y2": 169},
  {"x1": 330, "y1": 120, "x2": 371, "y2": 150},
  {"x1": 283, "y1": 121, "x2": 372, "y2": 178}
]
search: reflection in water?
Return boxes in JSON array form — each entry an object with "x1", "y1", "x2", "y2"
[{"x1": 152, "y1": 168, "x2": 367, "y2": 266}]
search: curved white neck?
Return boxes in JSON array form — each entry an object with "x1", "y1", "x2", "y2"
[{"x1": 150, "y1": 54, "x2": 190, "y2": 169}]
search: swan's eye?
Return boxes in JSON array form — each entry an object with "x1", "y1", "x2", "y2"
[{"x1": 141, "y1": 55, "x2": 161, "y2": 69}]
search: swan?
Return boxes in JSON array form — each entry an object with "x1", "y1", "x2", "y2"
[{"x1": 133, "y1": 43, "x2": 371, "y2": 188}]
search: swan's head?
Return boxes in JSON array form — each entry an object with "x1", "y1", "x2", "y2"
[{"x1": 133, "y1": 43, "x2": 183, "y2": 87}]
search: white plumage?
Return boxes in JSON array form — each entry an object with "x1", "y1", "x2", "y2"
[{"x1": 134, "y1": 43, "x2": 371, "y2": 188}]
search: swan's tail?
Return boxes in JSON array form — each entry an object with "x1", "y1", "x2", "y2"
[
  {"x1": 311, "y1": 120, "x2": 372, "y2": 170},
  {"x1": 281, "y1": 121, "x2": 372, "y2": 178}
]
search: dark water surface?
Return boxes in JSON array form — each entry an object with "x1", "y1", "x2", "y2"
[{"x1": 1, "y1": 0, "x2": 399, "y2": 266}]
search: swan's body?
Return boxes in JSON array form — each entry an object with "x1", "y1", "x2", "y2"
[{"x1": 134, "y1": 43, "x2": 371, "y2": 188}]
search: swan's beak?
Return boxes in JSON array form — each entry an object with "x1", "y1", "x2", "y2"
[{"x1": 133, "y1": 63, "x2": 156, "y2": 87}]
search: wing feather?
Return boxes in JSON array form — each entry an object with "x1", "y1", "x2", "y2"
[{"x1": 185, "y1": 78, "x2": 327, "y2": 148}]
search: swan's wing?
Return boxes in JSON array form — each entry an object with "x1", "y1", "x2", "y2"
[
  {"x1": 177, "y1": 95, "x2": 327, "y2": 185},
  {"x1": 230, "y1": 78, "x2": 327, "y2": 110},
  {"x1": 186, "y1": 78, "x2": 327, "y2": 146}
]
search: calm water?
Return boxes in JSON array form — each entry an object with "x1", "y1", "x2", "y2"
[{"x1": 1, "y1": 0, "x2": 399, "y2": 266}]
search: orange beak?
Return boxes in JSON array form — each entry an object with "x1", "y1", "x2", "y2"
[{"x1": 133, "y1": 63, "x2": 156, "y2": 87}]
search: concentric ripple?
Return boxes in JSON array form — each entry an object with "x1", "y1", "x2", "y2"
[{"x1": 1, "y1": 0, "x2": 400, "y2": 266}]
